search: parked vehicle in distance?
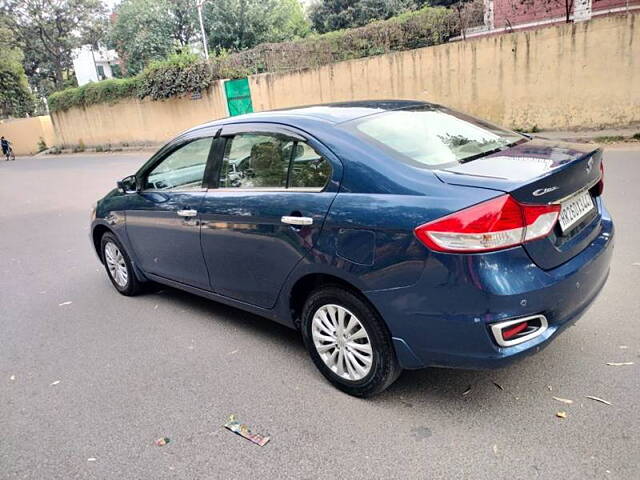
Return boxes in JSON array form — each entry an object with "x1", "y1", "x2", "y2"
[{"x1": 91, "y1": 101, "x2": 614, "y2": 397}]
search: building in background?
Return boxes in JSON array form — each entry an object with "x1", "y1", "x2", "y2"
[
  {"x1": 72, "y1": 45, "x2": 121, "y2": 86},
  {"x1": 466, "y1": 0, "x2": 640, "y2": 37}
]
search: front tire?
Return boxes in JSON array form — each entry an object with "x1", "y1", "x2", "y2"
[
  {"x1": 301, "y1": 286, "x2": 402, "y2": 397},
  {"x1": 100, "y1": 232, "x2": 142, "y2": 296}
]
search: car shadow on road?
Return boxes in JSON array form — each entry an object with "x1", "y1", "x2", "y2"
[{"x1": 146, "y1": 285, "x2": 562, "y2": 407}]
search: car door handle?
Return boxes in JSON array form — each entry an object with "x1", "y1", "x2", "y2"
[
  {"x1": 281, "y1": 216, "x2": 313, "y2": 226},
  {"x1": 177, "y1": 209, "x2": 198, "y2": 217}
]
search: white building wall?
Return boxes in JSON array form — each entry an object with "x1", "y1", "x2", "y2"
[{"x1": 72, "y1": 45, "x2": 120, "y2": 86}]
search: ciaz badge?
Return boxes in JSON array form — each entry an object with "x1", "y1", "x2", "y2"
[{"x1": 532, "y1": 186, "x2": 559, "y2": 197}]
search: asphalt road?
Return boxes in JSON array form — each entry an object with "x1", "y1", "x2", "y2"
[{"x1": 1, "y1": 148, "x2": 639, "y2": 479}]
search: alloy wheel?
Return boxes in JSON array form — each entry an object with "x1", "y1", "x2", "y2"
[
  {"x1": 311, "y1": 304, "x2": 373, "y2": 381},
  {"x1": 104, "y1": 241, "x2": 129, "y2": 288}
]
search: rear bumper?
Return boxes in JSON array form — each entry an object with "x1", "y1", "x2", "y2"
[{"x1": 366, "y1": 206, "x2": 614, "y2": 370}]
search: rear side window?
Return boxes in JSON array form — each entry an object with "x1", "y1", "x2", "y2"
[
  {"x1": 144, "y1": 137, "x2": 212, "y2": 190},
  {"x1": 289, "y1": 142, "x2": 332, "y2": 189},
  {"x1": 343, "y1": 106, "x2": 524, "y2": 168},
  {"x1": 219, "y1": 133, "x2": 331, "y2": 190}
]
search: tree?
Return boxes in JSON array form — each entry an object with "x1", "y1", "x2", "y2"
[
  {"x1": 109, "y1": 0, "x2": 200, "y2": 76},
  {"x1": 203, "y1": 0, "x2": 310, "y2": 52},
  {"x1": 2, "y1": 0, "x2": 108, "y2": 94},
  {"x1": 308, "y1": 0, "x2": 429, "y2": 34},
  {"x1": 0, "y1": 19, "x2": 35, "y2": 118}
]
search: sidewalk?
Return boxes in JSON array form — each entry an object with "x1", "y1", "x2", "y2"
[{"x1": 536, "y1": 125, "x2": 640, "y2": 143}]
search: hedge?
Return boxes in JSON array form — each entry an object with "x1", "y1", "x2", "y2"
[{"x1": 48, "y1": 6, "x2": 458, "y2": 113}]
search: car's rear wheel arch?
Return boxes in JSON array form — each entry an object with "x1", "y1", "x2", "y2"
[{"x1": 289, "y1": 273, "x2": 386, "y2": 331}]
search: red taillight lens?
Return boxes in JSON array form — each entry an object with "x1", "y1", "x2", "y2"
[
  {"x1": 592, "y1": 160, "x2": 604, "y2": 196},
  {"x1": 414, "y1": 194, "x2": 561, "y2": 253}
]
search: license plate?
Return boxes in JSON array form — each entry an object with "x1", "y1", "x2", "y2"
[{"x1": 558, "y1": 191, "x2": 595, "y2": 233}]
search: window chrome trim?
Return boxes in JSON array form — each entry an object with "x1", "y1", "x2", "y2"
[
  {"x1": 214, "y1": 186, "x2": 324, "y2": 193},
  {"x1": 490, "y1": 314, "x2": 548, "y2": 348}
]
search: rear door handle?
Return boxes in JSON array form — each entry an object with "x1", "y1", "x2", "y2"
[
  {"x1": 177, "y1": 209, "x2": 198, "y2": 217},
  {"x1": 281, "y1": 216, "x2": 313, "y2": 226}
]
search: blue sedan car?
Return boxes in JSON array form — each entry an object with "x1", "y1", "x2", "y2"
[{"x1": 91, "y1": 101, "x2": 613, "y2": 396}]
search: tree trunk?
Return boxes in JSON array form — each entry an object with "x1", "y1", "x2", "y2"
[{"x1": 53, "y1": 58, "x2": 64, "y2": 89}]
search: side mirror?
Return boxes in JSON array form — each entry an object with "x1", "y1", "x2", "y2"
[{"x1": 117, "y1": 175, "x2": 138, "y2": 193}]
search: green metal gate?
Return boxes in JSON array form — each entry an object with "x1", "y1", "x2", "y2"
[{"x1": 224, "y1": 78, "x2": 254, "y2": 117}]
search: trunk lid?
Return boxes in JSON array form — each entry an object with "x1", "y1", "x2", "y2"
[{"x1": 434, "y1": 139, "x2": 604, "y2": 269}]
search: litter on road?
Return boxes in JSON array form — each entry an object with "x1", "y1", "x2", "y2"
[
  {"x1": 58, "y1": 301, "x2": 72, "y2": 306},
  {"x1": 586, "y1": 396, "x2": 612, "y2": 405},
  {"x1": 556, "y1": 411, "x2": 567, "y2": 419},
  {"x1": 10, "y1": 375, "x2": 15, "y2": 381},
  {"x1": 50, "y1": 380, "x2": 60, "y2": 386},
  {"x1": 224, "y1": 415, "x2": 270, "y2": 447},
  {"x1": 605, "y1": 362, "x2": 634, "y2": 366},
  {"x1": 462, "y1": 386, "x2": 472, "y2": 396},
  {"x1": 552, "y1": 396, "x2": 574, "y2": 404},
  {"x1": 493, "y1": 382, "x2": 504, "y2": 391},
  {"x1": 154, "y1": 437, "x2": 170, "y2": 446},
  {"x1": 87, "y1": 458, "x2": 96, "y2": 462}
]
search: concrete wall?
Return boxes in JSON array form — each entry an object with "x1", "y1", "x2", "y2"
[
  {"x1": 250, "y1": 13, "x2": 640, "y2": 131},
  {"x1": 51, "y1": 80, "x2": 228, "y2": 147},
  {"x1": 49, "y1": 13, "x2": 639, "y2": 148},
  {"x1": 0, "y1": 116, "x2": 57, "y2": 156}
]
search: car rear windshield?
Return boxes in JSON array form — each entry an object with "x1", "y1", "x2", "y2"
[{"x1": 343, "y1": 106, "x2": 525, "y2": 168}]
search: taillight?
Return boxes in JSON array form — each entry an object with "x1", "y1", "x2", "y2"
[
  {"x1": 592, "y1": 160, "x2": 604, "y2": 196},
  {"x1": 414, "y1": 194, "x2": 561, "y2": 253}
]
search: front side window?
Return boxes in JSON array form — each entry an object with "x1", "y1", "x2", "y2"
[
  {"x1": 344, "y1": 106, "x2": 524, "y2": 168},
  {"x1": 144, "y1": 137, "x2": 212, "y2": 190}
]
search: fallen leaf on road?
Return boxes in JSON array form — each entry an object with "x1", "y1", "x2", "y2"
[
  {"x1": 493, "y1": 382, "x2": 504, "y2": 391},
  {"x1": 50, "y1": 380, "x2": 60, "y2": 386},
  {"x1": 224, "y1": 415, "x2": 270, "y2": 447},
  {"x1": 462, "y1": 386, "x2": 472, "y2": 396},
  {"x1": 556, "y1": 411, "x2": 567, "y2": 419},
  {"x1": 154, "y1": 437, "x2": 170, "y2": 447},
  {"x1": 552, "y1": 396, "x2": 574, "y2": 404},
  {"x1": 58, "y1": 301, "x2": 72, "y2": 306},
  {"x1": 606, "y1": 362, "x2": 634, "y2": 366},
  {"x1": 586, "y1": 396, "x2": 612, "y2": 405}
]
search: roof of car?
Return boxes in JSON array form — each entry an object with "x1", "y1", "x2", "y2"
[{"x1": 191, "y1": 100, "x2": 433, "y2": 133}]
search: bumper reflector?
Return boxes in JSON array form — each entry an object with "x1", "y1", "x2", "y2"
[{"x1": 490, "y1": 315, "x2": 548, "y2": 347}]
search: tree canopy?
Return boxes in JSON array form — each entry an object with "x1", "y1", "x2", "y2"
[
  {"x1": 203, "y1": 0, "x2": 310, "y2": 53},
  {"x1": 2, "y1": 0, "x2": 108, "y2": 95},
  {"x1": 308, "y1": 0, "x2": 431, "y2": 33},
  {"x1": 0, "y1": 18, "x2": 35, "y2": 118}
]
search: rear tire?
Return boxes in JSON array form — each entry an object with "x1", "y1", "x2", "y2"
[
  {"x1": 100, "y1": 232, "x2": 143, "y2": 296},
  {"x1": 301, "y1": 286, "x2": 402, "y2": 397}
]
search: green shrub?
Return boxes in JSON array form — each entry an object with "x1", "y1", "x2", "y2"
[
  {"x1": 72, "y1": 140, "x2": 86, "y2": 153},
  {"x1": 137, "y1": 52, "x2": 214, "y2": 100},
  {"x1": 47, "y1": 6, "x2": 457, "y2": 113},
  {"x1": 37, "y1": 137, "x2": 47, "y2": 152}
]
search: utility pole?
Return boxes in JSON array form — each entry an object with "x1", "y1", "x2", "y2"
[{"x1": 196, "y1": 0, "x2": 209, "y2": 60}]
